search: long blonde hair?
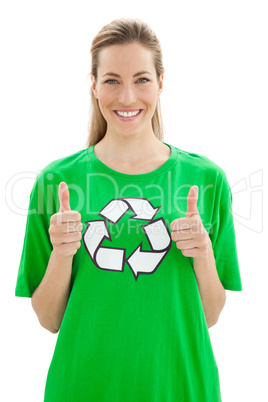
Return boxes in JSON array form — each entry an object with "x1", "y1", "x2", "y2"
[{"x1": 86, "y1": 18, "x2": 165, "y2": 148}]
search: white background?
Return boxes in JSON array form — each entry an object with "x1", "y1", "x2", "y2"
[{"x1": 1, "y1": 1, "x2": 267, "y2": 401}]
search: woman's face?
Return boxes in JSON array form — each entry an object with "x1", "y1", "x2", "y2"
[{"x1": 91, "y1": 42, "x2": 163, "y2": 138}]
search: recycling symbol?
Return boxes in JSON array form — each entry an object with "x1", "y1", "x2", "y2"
[{"x1": 83, "y1": 197, "x2": 172, "y2": 280}]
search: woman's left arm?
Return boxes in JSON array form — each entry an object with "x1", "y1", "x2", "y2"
[
  {"x1": 192, "y1": 238, "x2": 226, "y2": 328},
  {"x1": 170, "y1": 185, "x2": 226, "y2": 329}
]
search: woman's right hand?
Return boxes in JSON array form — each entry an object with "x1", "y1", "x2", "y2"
[{"x1": 49, "y1": 182, "x2": 83, "y2": 258}]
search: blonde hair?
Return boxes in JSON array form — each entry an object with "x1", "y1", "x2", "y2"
[{"x1": 86, "y1": 18, "x2": 165, "y2": 148}]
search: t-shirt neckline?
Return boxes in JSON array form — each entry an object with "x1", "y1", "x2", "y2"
[{"x1": 87, "y1": 142, "x2": 178, "y2": 181}]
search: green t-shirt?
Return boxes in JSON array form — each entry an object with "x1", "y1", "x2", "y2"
[{"x1": 15, "y1": 142, "x2": 242, "y2": 402}]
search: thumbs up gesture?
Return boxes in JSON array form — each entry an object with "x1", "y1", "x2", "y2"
[
  {"x1": 170, "y1": 185, "x2": 210, "y2": 258},
  {"x1": 58, "y1": 181, "x2": 71, "y2": 212},
  {"x1": 49, "y1": 182, "x2": 83, "y2": 258}
]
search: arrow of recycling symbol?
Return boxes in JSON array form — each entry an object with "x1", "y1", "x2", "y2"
[{"x1": 83, "y1": 197, "x2": 172, "y2": 280}]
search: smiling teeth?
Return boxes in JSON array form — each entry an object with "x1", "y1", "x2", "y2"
[{"x1": 116, "y1": 110, "x2": 140, "y2": 117}]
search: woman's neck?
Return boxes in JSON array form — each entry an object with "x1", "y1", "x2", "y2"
[{"x1": 94, "y1": 134, "x2": 170, "y2": 166}]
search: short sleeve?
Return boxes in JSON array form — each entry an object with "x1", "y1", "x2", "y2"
[
  {"x1": 209, "y1": 170, "x2": 242, "y2": 291},
  {"x1": 15, "y1": 171, "x2": 56, "y2": 298}
]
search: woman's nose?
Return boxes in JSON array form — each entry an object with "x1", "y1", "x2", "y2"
[{"x1": 117, "y1": 85, "x2": 137, "y2": 105}]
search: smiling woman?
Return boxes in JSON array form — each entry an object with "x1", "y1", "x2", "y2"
[
  {"x1": 89, "y1": 41, "x2": 164, "y2": 162},
  {"x1": 15, "y1": 17, "x2": 242, "y2": 402},
  {"x1": 87, "y1": 19, "x2": 165, "y2": 153}
]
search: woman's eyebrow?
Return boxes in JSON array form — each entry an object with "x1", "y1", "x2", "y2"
[{"x1": 102, "y1": 70, "x2": 152, "y2": 78}]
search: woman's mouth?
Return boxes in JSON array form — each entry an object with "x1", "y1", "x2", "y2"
[{"x1": 113, "y1": 109, "x2": 143, "y2": 122}]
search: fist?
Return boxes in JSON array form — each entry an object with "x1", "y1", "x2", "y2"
[
  {"x1": 170, "y1": 185, "x2": 210, "y2": 258},
  {"x1": 49, "y1": 182, "x2": 83, "y2": 257}
]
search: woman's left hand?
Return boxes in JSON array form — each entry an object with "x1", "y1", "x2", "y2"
[{"x1": 170, "y1": 186, "x2": 211, "y2": 258}]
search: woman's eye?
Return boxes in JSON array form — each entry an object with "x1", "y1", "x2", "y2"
[
  {"x1": 138, "y1": 78, "x2": 150, "y2": 83},
  {"x1": 104, "y1": 78, "x2": 150, "y2": 85},
  {"x1": 105, "y1": 79, "x2": 117, "y2": 84}
]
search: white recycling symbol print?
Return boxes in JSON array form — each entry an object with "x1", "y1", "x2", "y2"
[{"x1": 83, "y1": 197, "x2": 172, "y2": 280}]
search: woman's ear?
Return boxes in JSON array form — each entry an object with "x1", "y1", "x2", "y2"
[
  {"x1": 90, "y1": 74, "x2": 98, "y2": 99},
  {"x1": 158, "y1": 73, "x2": 164, "y2": 96}
]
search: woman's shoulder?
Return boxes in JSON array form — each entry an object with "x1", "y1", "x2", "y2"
[
  {"x1": 172, "y1": 144, "x2": 228, "y2": 179},
  {"x1": 171, "y1": 144, "x2": 232, "y2": 207},
  {"x1": 42, "y1": 148, "x2": 89, "y2": 173},
  {"x1": 30, "y1": 148, "x2": 89, "y2": 193}
]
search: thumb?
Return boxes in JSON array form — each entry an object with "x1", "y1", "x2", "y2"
[
  {"x1": 186, "y1": 185, "x2": 199, "y2": 218},
  {"x1": 58, "y1": 182, "x2": 71, "y2": 212}
]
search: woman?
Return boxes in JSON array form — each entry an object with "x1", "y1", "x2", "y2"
[{"x1": 15, "y1": 17, "x2": 242, "y2": 401}]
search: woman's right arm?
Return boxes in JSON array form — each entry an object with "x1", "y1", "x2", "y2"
[
  {"x1": 31, "y1": 251, "x2": 74, "y2": 333},
  {"x1": 31, "y1": 182, "x2": 82, "y2": 334}
]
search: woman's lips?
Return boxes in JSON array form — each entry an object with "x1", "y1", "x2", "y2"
[{"x1": 113, "y1": 110, "x2": 143, "y2": 122}]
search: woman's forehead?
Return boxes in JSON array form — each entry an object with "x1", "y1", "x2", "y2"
[{"x1": 98, "y1": 44, "x2": 155, "y2": 76}]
